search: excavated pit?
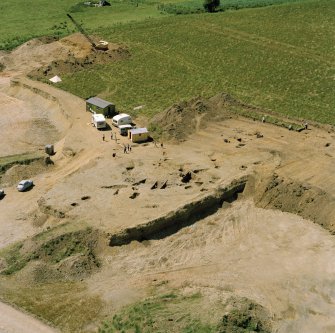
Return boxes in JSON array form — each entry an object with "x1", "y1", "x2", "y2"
[
  {"x1": 109, "y1": 172, "x2": 335, "y2": 247},
  {"x1": 109, "y1": 176, "x2": 248, "y2": 246}
]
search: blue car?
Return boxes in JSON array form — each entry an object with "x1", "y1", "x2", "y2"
[{"x1": 17, "y1": 180, "x2": 34, "y2": 192}]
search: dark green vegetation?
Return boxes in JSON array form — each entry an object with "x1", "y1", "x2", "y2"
[
  {"x1": 99, "y1": 292, "x2": 216, "y2": 333},
  {"x1": 57, "y1": 0, "x2": 335, "y2": 124},
  {"x1": 203, "y1": 0, "x2": 220, "y2": 13}
]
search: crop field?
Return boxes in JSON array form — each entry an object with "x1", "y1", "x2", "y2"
[
  {"x1": 159, "y1": 0, "x2": 303, "y2": 15},
  {"x1": 57, "y1": 0, "x2": 335, "y2": 124},
  {"x1": 1, "y1": 0, "x2": 309, "y2": 51},
  {"x1": 0, "y1": 0, "x2": 166, "y2": 50}
]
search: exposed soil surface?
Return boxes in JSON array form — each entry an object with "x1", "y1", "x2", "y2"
[
  {"x1": 0, "y1": 301, "x2": 59, "y2": 333},
  {"x1": 0, "y1": 34, "x2": 335, "y2": 333},
  {"x1": 0, "y1": 33, "x2": 129, "y2": 76}
]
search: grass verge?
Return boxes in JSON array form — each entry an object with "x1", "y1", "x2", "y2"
[
  {"x1": 0, "y1": 281, "x2": 104, "y2": 333},
  {"x1": 0, "y1": 227, "x2": 100, "y2": 276},
  {"x1": 0, "y1": 152, "x2": 44, "y2": 174},
  {"x1": 99, "y1": 292, "x2": 216, "y2": 333}
]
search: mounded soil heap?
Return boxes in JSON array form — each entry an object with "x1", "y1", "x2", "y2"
[
  {"x1": 28, "y1": 34, "x2": 130, "y2": 80},
  {"x1": 1, "y1": 33, "x2": 129, "y2": 76},
  {"x1": 218, "y1": 296, "x2": 272, "y2": 333},
  {"x1": 149, "y1": 92, "x2": 272, "y2": 142}
]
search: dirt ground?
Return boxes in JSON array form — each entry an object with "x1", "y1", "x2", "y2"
[
  {"x1": 0, "y1": 301, "x2": 59, "y2": 333},
  {"x1": 0, "y1": 35, "x2": 335, "y2": 332}
]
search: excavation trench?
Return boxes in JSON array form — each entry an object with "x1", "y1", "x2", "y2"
[
  {"x1": 109, "y1": 172, "x2": 335, "y2": 247},
  {"x1": 109, "y1": 176, "x2": 248, "y2": 246}
]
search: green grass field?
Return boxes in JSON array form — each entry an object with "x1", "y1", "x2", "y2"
[
  {"x1": 56, "y1": 0, "x2": 335, "y2": 124},
  {"x1": 0, "y1": 0, "x2": 167, "y2": 50},
  {"x1": 0, "y1": 0, "x2": 307, "y2": 50}
]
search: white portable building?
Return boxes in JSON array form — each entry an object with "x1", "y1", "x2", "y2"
[
  {"x1": 92, "y1": 113, "x2": 107, "y2": 129},
  {"x1": 112, "y1": 113, "x2": 132, "y2": 127}
]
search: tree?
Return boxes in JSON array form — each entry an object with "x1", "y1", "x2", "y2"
[{"x1": 203, "y1": 0, "x2": 220, "y2": 12}]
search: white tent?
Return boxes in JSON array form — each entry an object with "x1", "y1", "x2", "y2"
[{"x1": 49, "y1": 75, "x2": 62, "y2": 83}]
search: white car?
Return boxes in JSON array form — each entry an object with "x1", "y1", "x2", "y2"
[{"x1": 17, "y1": 180, "x2": 33, "y2": 192}]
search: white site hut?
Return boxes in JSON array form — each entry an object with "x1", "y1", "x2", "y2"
[
  {"x1": 128, "y1": 128, "x2": 149, "y2": 143},
  {"x1": 49, "y1": 75, "x2": 62, "y2": 83},
  {"x1": 112, "y1": 113, "x2": 132, "y2": 127}
]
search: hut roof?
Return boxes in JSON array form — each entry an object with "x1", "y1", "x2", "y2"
[
  {"x1": 86, "y1": 97, "x2": 113, "y2": 108},
  {"x1": 130, "y1": 128, "x2": 148, "y2": 135}
]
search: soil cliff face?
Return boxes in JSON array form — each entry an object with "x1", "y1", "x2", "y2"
[{"x1": 245, "y1": 172, "x2": 335, "y2": 233}]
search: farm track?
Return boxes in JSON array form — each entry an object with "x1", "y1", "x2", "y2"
[
  {"x1": 197, "y1": 23, "x2": 334, "y2": 66},
  {"x1": 0, "y1": 301, "x2": 59, "y2": 333}
]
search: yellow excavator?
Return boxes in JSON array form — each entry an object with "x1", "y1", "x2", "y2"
[{"x1": 66, "y1": 13, "x2": 108, "y2": 51}]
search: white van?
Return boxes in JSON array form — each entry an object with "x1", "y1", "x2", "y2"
[
  {"x1": 92, "y1": 113, "x2": 106, "y2": 129},
  {"x1": 119, "y1": 124, "x2": 133, "y2": 136},
  {"x1": 112, "y1": 113, "x2": 132, "y2": 127}
]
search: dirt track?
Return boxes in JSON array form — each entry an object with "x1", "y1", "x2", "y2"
[
  {"x1": 0, "y1": 301, "x2": 58, "y2": 333},
  {"x1": 1, "y1": 35, "x2": 335, "y2": 332}
]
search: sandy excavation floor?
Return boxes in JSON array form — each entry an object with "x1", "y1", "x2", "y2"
[
  {"x1": 0, "y1": 35, "x2": 335, "y2": 332},
  {"x1": 90, "y1": 200, "x2": 335, "y2": 333}
]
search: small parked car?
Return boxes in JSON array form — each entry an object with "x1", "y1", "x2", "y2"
[
  {"x1": 17, "y1": 180, "x2": 33, "y2": 192},
  {"x1": 0, "y1": 189, "x2": 4, "y2": 199}
]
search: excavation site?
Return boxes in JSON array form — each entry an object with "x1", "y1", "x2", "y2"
[{"x1": 0, "y1": 32, "x2": 335, "y2": 333}]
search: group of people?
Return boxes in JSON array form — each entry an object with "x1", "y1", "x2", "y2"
[
  {"x1": 123, "y1": 144, "x2": 131, "y2": 153},
  {"x1": 101, "y1": 131, "x2": 132, "y2": 154},
  {"x1": 102, "y1": 131, "x2": 118, "y2": 142}
]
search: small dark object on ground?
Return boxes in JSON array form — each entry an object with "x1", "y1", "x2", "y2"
[
  {"x1": 129, "y1": 192, "x2": 140, "y2": 199},
  {"x1": 160, "y1": 180, "x2": 168, "y2": 189},
  {"x1": 133, "y1": 179, "x2": 146, "y2": 186},
  {"x1": 45, "y1": 156, "x2": 54, "y2": 165},
  {"x1": 151, "y1": 181, "x2": 158, "y2": 190},
  {"x1": 181, "y1": 171, "x2": 192, "y2": 183}
]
